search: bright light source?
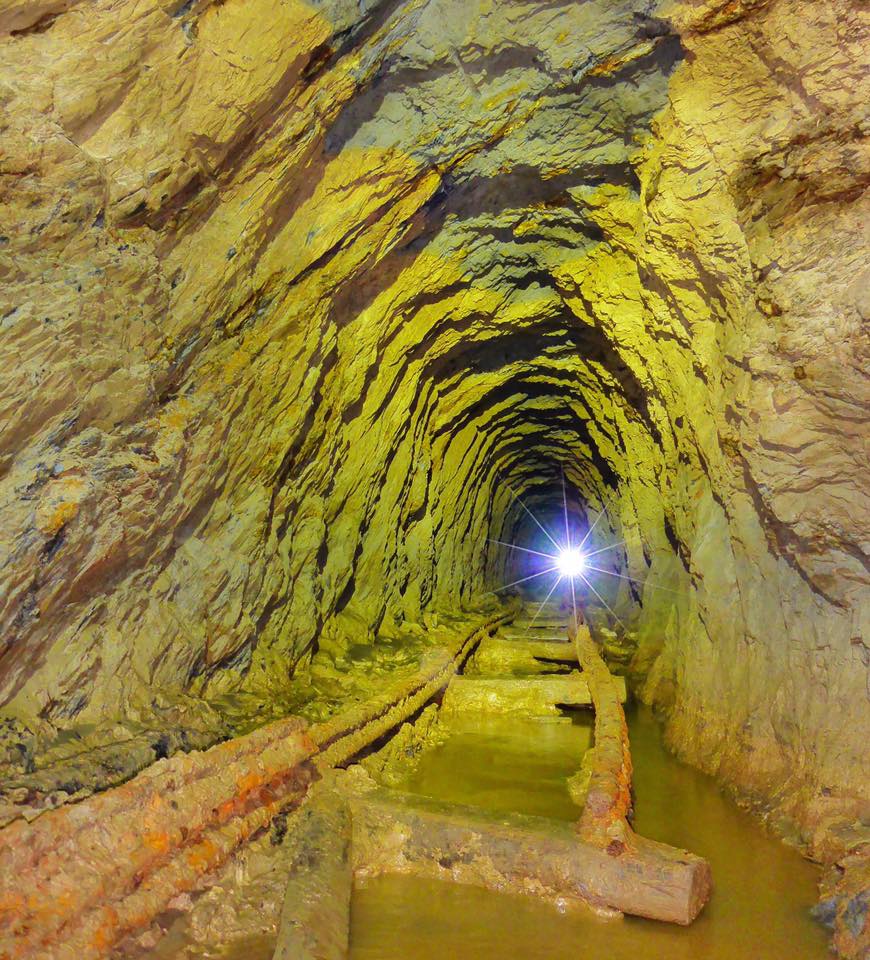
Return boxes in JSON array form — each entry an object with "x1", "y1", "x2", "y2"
[{"x1": 556, "y1": 548, "x2": 586, "y2": 578}]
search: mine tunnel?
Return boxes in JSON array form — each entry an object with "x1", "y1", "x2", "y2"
[{"x1": 0, "y1": 0, "x2": 867, "y2": 958}]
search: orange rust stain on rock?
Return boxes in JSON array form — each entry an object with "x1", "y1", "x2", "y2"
[
  {"x1": 186, "y1": 838, "x2": 218, "y2": 871},
  {"x1": 92, "y1": 909, "x2": 118, "y2": 952},
  {"x1": 144, "y1": 831, "x2": 171, "y2": 854},
  {"x1": 237, "y1": 771, "x2": 262, "y2": 797},
  {"x1": 37, "y1": 500, "x2": 80, "y2": 535}
]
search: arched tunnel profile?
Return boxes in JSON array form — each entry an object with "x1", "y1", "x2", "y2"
[{"x1": 0, "y1": 0, "x2": 867, "y2": 958}]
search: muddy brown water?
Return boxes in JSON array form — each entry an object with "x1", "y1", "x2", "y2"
[{"x1": 350, "y1": 706, "x2": 829, "y2": 960}]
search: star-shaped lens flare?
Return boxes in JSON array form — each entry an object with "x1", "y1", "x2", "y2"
[
  {"x1": 556, "y1": 548, "x2": 587, "y2": 578},
  {"x1": 486, "y1": 471, "x2": 646, "y2": 633}
]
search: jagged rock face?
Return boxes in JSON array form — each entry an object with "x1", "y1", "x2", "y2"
[{"x1": 0, "y1": 0, "x2": 867, "y2": 871}]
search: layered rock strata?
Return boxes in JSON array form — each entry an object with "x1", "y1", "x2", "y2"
[{"x1": 0, "y1": 0, "x2": 867, "y2": 952}]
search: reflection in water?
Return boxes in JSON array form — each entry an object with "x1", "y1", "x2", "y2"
[{"x1": 350, "y1": 707, "x2": 828, "y2": 960}]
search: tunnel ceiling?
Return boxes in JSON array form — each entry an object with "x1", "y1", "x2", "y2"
[{"x1": 0, "y1": 0, "x2": 867, "y2": 877}]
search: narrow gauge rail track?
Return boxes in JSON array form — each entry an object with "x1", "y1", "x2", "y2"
[
  {"x1": 344, "y1": 612, "x2": 711, "y2": 938},
  {"x1": 0, "y1": 607, "x2": 712, "y2": 960},
  {"x1": 0, "y1": 613, "x2": 507, "y2": 960}
]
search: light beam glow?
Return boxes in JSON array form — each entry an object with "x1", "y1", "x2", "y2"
[
  {"x1": 556, "y1": 548, "x2": 586, "y2": 579},
  {"x1": 486, "y1": 475, "x2": 657, "y2": 633}
]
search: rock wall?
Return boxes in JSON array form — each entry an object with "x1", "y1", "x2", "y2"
[{"x1": 0, "y1": 0, "x2": 867, "y2": 926}]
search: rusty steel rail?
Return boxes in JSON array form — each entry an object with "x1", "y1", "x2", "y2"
[{"x1": 0, "y1": 614, "x2": 505, "y2": 960}]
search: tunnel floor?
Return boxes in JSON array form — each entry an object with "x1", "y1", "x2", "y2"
[
  {"x1": 350, "y1": 704, "x2": 829, "y2": 960},
  {"x1": 117, "y1": 611, "x2": 831, "y2": 960},
  {"x1": 396, "y1": 713, "x2": 592, "y2": 821}
]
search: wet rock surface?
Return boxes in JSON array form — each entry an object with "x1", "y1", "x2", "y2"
[{"x1": 0, "y1": 0, "x2": 867, "y2": 954}]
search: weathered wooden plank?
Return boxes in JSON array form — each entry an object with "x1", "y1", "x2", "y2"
[
  {"x1": 471, "y1": 637, "x2": 578, "y2": 674},
  {"x1": 0, "y1": 718, "x2": 319, "y2": 960},
  {"x1": 272, "y1": 788, "x2": 352, "y2": 960},
  {"x1": 500, "y1": 632, "x2": 570, "y2": 640},
  {"x1": 443, "y1": 673, "x2": 627, "y2": 715},
  {"x1": 0, "y1": 613, "x2": 508, "y2": 960},
  {"x1": 570, "y1": 620, "x2": 634, "y2": 843},
  {"x1": 352, "y1": 788, "x2": 712, "y2": 925}
]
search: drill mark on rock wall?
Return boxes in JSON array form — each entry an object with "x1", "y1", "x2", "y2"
[
  {"x1": 7, "y1": 10, "x2": 60, "y2": 37},
  {"x1": 316, "y1": 0, "x2": 413, "y2": 78},
  {"x1": 662, "y1": 514, "x2": 692, "y2": 575}
]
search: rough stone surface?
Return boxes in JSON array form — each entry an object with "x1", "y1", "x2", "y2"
[{"x1": 0, "y1": 0, "x2": 867, "y2": 954}]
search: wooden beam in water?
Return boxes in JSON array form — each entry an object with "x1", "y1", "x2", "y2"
[
  {"x1": 443, "y1": 673, "x2": 627, "y2": 715},
  {"x1": 0, "y1": 614, "x2": 509, "y2": 960},
  {"x1": 273, "y1": 786, "x2": 352, "y2": 960},
  {"x1": 352, "y1": 788, "x2": 712, "y2": 925},
  {"x1": 471, "y1": 637, "x2": 579, "y2": 673}
]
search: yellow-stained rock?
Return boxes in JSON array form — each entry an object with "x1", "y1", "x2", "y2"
[{"x1": 0, "y1": 0, "x2": 867, "y2": 954}]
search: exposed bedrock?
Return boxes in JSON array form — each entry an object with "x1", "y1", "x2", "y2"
[{"x1": 0, "y1": 0, "x2": 867, "y2": 949}]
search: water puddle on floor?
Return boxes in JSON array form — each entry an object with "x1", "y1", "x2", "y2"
[
  {"x1": 350, "y1": 706, "x2": 829, "y2": 960},
  {"x1": 398, "y1": 713, "x2": 592, "y2": 820}
]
